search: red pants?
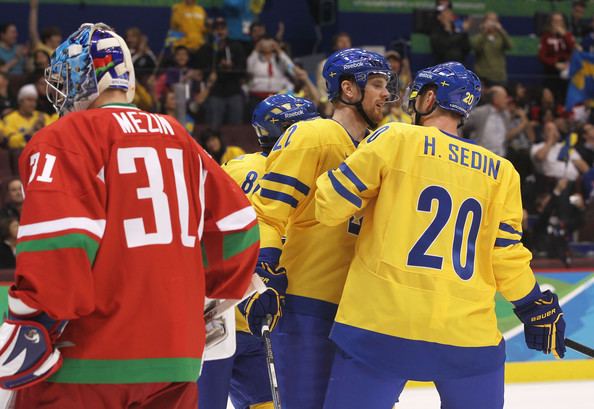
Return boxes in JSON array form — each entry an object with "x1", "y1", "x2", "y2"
[{"x1": 15, "y1": 381, "x2": 197, "y2": 409}]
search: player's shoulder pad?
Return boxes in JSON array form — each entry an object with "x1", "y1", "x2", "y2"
[
  {"x1": 273, "y1": 117, "x2": 329, "y2": 151},
  {"x1": 363, "y1": 121, "x2": 413, "y2": 145}
]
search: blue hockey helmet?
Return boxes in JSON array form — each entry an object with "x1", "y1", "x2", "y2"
[
  {"x1": 45, "y1": 23, "x2": 135, "y2": 116},
  {"x1": 323, "y1": 48, "x2": 398, "y2": 103},
  {"x1": 405, "y1": 62, "x2": 481, "y2": 119},
  {"x1": 252, "y1": 94, "x2": 318, "y2": 148}
]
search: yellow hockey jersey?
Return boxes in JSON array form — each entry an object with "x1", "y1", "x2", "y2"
[
  {"x1": 251, "y1": 118, "x2": 360, "y2": 318},
  {"x1": 222, "y1": 152, "x2": 268, "y2": 333},
  {"x1": 315, "y1": 122, "x2": 536, "y2": 379}
]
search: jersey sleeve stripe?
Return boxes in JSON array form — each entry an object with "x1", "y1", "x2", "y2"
[
  {"x1": 262, "y1": 172, "x2": 310, "y2": 196},
  {"x1": 222, "y1": 224, "x2": 260, "y2": 260},
  {"x1": 17, "y1": 217, "x2": 106, "y2": 240},
  {"x1": 498, "y1": 222, "x2": 522, "y2": 237},
  {"x1": 216, "y1": 206, "x2": 257, "y2": 232},
  {"x1": 327, "y1": 170, "x2": 362, "y2": 208},
  {"x1": 338, "y1": 163, "x2": 367, "y2": 192},
  {"x1": 16, "y1": 233, "x2": 99, "y2": 264},
  {"x1": 494, "y1": 238, "x2": 522, "y2": 248},
  {"x1": 259, "y1": 188, "x2": 299, "y2": 208}
]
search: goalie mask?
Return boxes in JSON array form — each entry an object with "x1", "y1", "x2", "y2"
[{"x1": 45, "y1": 23, "x2": 135, "y2": 116}]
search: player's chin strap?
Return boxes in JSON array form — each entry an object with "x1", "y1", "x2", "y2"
[
  {"x1": 412, "y1": 98, "x2": 437, "y2": 126},
  {"x1": 339, "y1": 89, "x2": 378, "y2": 130}
]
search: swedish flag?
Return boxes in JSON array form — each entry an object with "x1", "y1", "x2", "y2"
[{"x1": 565, "y1": 51, "x2": 594, "y2": 111}]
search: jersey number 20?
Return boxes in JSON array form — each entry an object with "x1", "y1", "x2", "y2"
[{"x1": 407, "y1": 185, "x2": 482, "y2": 280}]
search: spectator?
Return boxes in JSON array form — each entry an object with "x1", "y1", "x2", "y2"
[
  {"x1": 4, "y1": 84, "x2": 54, "y2": 150},
  {"x1": 0, "y1": 216, "x2": 17, "y2": 269},
  {"x1": 0, "y1": 23, "x2": 26, "y2": 75},
  {"x1": 511, "y1": 82, "x2": 530, "y2": 112},
  {"x1": 316, "y1": 32, "x2": 351, "y2": 102},
  {"x1": 430, "y1": 7, "x2": 470, "y2": 64},
  {"x1": 0, "y1": 177, "x2": 23, "y2": 220},
  {"x1": 196, "y1": 17, "x2": 246, "y2": 129},
  {"x1": 507, "y1": 97, "x2": 535, "y2": 181},
  {"x1": 247, "y1": 36, "x2": 295, "y2": 110},
  {"x1": 530, "y1": 87, "x2": 566, "y2": 140},
  {"x1": 125, "y1": 27, "x2": 157, "y2": 81},
  {"x1": 576, "y1": 122, "x2": 594, "y2": 168},
  {"x1": 160, "y1": 89, "x2": 195, "y2": 134},
  {"x1": 0, "y1": 71, "x2": 15, "y2": 118},
  {"x1": 385, "y1": 50, "x2": 411, "y2": 92},
  {"x1": 28, "y1": 0, "x2": 62, "y2": 57},
  {"x1": 568, "y1": 0, "x2": 589, "y2": 39},
  {"x1": 471, "y1": 12, "x2": 512, "y2": 86},
  {"x1": 532, "y1": 178, "x2": 584, "y2": 266},
  {"x1": 31, "y1": 71, "x2": 56, "y2": 115},
  {"x1": 463, "y1": 85, "x2": 510, "y2": 156},
  {"x1": 581, "y1": 15, "x2": 594, "y2": 53},
  {"x1": 531, "y1": 121, "x2": 588, "y2": 182},
  {"x1": 222, "y1": 0, "x2": 265, "y2": 43},
  {"x1": 199, "y1": 128, "x2": 245, "y2": 165},
  {"x1": 169, "y1": 0, "x2": 208, "y2": 52},
  {"x1": 244, "y1": 21, "x2": 267, "y2": 56},
  {"x1": 28, "y1": 49, "x2": 50, "y2": 72},
  {"x1": 290, "y1": 63, "x2": 321, "y2": 106},
  {"x1": 538, "y1": 12, "x2": 576, "y2": 102}
]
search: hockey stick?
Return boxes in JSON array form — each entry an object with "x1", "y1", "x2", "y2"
[
  {"x1": 262, "y1": 315, "x2": 282, "y2": 409},
  {"x1": 565, "y1": 338, "x2": 594, "y2": 358}
]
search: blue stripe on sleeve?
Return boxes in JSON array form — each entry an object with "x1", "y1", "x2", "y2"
[
  {"x1": 262, "y1": 172, "x2": 310, "y2": 196},
  {"x1": 338, "y1": 163, "x2": 367, "y2": 192},
  {"x1": 498, "y1": 223, "x2": 523, "y2": 237},
  {"x1": 494, "y1": 238, "x2": 521, "y2": 247},
  {"x1": 327, "y1": 171, "x2": 362, "y2": 208},
  {"x1": 259, "y1": 188, "x2": 299, "y2": 208}
]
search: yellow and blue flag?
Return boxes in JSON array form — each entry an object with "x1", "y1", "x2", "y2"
[{"x1": 565, "y1": 51, "x2": 594, "y2": 111}]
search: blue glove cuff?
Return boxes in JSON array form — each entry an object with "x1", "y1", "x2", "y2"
[{"x1": 512, "y1": 283, "x2": 543, "y2": 308}]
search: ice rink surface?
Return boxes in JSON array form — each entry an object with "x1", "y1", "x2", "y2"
[
  {"x1": 223, "y1": 380, "x2": 594, "y2": 408},
  {"x1": 395, "y1": 380, "x2": 594, "y2": 408}
]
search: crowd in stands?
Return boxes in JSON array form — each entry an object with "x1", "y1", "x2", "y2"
[{"x1": 2, "y1": 0, "x2": 594, "y2": 267}]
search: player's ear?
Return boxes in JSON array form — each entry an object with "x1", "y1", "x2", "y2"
[{"x1": 340, "y1": 78, "x2": 356, "y2": 100}]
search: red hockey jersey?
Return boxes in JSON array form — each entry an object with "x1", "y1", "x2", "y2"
[{"x1": 10, "y1": 104, "x2": 259, "y2": 384}]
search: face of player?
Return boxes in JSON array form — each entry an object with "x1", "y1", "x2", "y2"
[{"x1": 361, "y1": 74, "x2": 390, "y2": 124}]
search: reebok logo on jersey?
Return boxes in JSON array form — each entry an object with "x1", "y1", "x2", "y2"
[{"x1": 24, "y1": 329, "x2": 40, "y2": 344}]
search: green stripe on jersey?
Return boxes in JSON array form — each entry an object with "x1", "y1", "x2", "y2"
[
  {"x1": 16, "y1": 233, "x2": 99, "y2": 264},
  {"x1": 222, "y1": 224, "x2": 259, "y2": 260},
  {"x1": 201, "y1": 242, "x2": 208, "y2": 268},
  {"x1": 49, "y1": 357, "x2": 202, "y2": 383}
]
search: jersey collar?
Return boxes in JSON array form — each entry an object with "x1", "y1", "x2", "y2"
[
  {"x1": 440, "y1": 129, "x2": 476, "y2": 145},
  {"x1": 99, "y1": 103, "x2": 139, "y2": 110}
]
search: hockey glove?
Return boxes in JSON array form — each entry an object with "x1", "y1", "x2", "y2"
[
  {"x1": 238, "y1": 261, "x2": 287, "y2": 336},
  {"x1": 0, "y1": 296, "x2": 68, "y2": 390},
  {"x1": 513, "y1": 290, "x2": 566, "y2": 359}
]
